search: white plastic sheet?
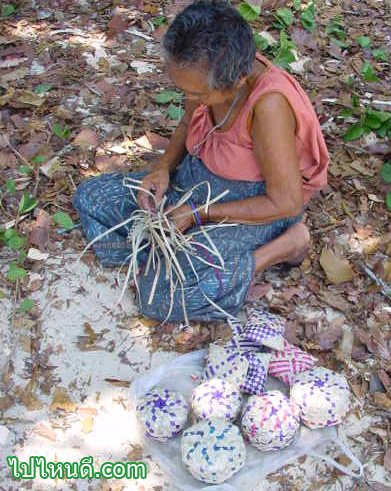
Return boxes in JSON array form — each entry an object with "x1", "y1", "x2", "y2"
[{"x1": 129, "y1": 350, "x2": 363, "y2": 491}]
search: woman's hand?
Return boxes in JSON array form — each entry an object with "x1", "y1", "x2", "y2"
[
  {"x1": 137, "y1": 163, "x2": 170, "y2": 212},
  {"x1": 166, "y1": 204, "x2": 195, "y2": 233}
]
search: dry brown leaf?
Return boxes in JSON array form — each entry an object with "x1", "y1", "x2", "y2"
[
  {"x1": 104, "y1": 378, "x2": 130, "y2": 388},
  {"x1": 370, "y1": 392, "x2": 391, "y2": 409},
  {"x1": 319, "y1": 248, "x2": 355, "y2": 284},
  {"x1": 384, "y1": 447, "x2": 391, "y2": 472},
  {"x1": 30, "y1": 209, "x2": 50, "y2": 252},
  {"x1": 79, "y1": 406, "x2": 98, "y2": 416},
  {"x1": 34, "y1": 423, "x2": 57, "y2": 442},
  {"x1": 16, "y1": 90, "x2": 46, "y2": 107},
  {"x1": 74, "y1": 128, "x2": 99, "y2": 149},
  {"x1": 49, "y1": 387, "x2": 77, "y2": 413},
  {"x1": 0, "y1": 87, "x2": 15, "y2": 106},
  {"x1": 127, "y1": 444, "x2": 143, "y2": 461},
  {"x1": 81, "y1": 415, "x2": 94, "y2": 434}
]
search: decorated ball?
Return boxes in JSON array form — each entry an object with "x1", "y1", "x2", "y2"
[
  {"x1": 192, "y1": 378, "x2": 242, "y2": 422},
  {"x1": 291, "y1": 367, "x2": 350, "y2": 429},
  {"x1": 241, "y1": 391, "x2": 300, "y2": 451},
  {"x1": 181, "y1": 419, "x2": 246, "y2": 484},
  {"x1": 136, "y1": 388, "x2": 189, "y2": 442}
]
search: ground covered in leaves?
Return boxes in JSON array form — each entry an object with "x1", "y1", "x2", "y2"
[{"x1": 0, "y1": 0, "x2": 391, "y2": 490}]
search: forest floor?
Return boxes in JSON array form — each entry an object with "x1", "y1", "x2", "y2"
[{"x1": 0, "y1": 0, "x2": 391, "y2": 490}]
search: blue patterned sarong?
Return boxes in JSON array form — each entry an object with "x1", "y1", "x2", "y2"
[{"x1": 72, "y1": 155, "x2": 301, "y2": 322}]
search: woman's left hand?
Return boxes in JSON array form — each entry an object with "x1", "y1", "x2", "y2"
[{"x1": 166, "y1": 204, "x2": 195, "y2": 233}]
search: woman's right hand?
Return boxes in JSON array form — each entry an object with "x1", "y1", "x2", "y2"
[{"x1": 137, "y1": 162, "x2": 170, "y2": 212}]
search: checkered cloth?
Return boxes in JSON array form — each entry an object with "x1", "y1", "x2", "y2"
[
  {"x1": 227, "y1": 318, "x2": 261, "y2": 352},
  {"x1": 268, "y1": 339, "x2": 317, "y2": 385},
  {"x1": 241, "y1": 352, "x2": 271, "y2": 395},
  {"x1": 240, "y1": 308, "x2": 285, "y2": 351},
  {"x1": 203, "y1": 344, "x2": 249, "y2": 388}
]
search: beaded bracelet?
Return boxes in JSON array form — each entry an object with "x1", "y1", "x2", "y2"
[{"x1": 189, "y1": 200, "x2": 202, "y2": 227}]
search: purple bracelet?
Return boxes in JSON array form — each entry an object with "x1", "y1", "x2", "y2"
[{"x1": 189, "y1": 200, "x2": 202, "y2": 227}]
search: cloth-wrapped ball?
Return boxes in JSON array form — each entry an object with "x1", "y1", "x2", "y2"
[
  {"x1": 203, "y1": 344, "x2": 249, "y2": 388},
  {"x1": 181, "y1": 419, "x2": 246, "y2": 484},
  {"x1": 136, "y1": 388, "x2": 188, "y2": 442},
  {"x1": 291, "y1": 367, "x2": 350, "y2": 429},
  {"x1": 241, "y1": 391, "x2": 300, "y2": 451},
  {"x1": 192, "y1": 378, "x2": 242, "y2": 422}
]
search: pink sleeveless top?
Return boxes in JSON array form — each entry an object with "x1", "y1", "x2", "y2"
[{"x1": 186, "y1": 53, "x2": 329, "y2": 203}]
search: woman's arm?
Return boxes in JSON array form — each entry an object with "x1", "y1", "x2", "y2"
[
  {"x1": 199, "y1": 93, "x2": 304, "y2": 225},
  {"x1": 138, "y1": 98, "x2": 198, "y2": 210}
]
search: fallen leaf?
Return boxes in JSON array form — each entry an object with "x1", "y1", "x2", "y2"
[
  {"x1": 49, "y1": 388, "x2": 77, "y2": 413},
  {"x1": 104, "y1": 378, "x2": 130, "y2": 388},
  {"x1": 30, "y1": 209, "x2": 50, "y2": 252},
  {"x1": 319, "y1": 248, "x2": 355, "y2": 284},
  {"x1": 246, "y1": 282, "x2": 272, "y2": 300},
  {"x1": 81, "y1": 415, "x2": 94, "y2": 434},
  {"x1": 0, "y1": 67, "x2": 29, "y2": 84},
  {"x1": 0, "y1": 87, "x2": 15, "y2": 106},
  {"x1": 34, "y1": 423, "x2": 56, "y2": 441},
  {"x1": 127, "y1": 444, "x2": 143, "y2": 461},
  {"x1": 370, "y1": 392, "x2": 391, "y2": 409},
  {"x1": 74, "y1": 128, "x2": 99, "y2": 149},
  {"x1": 27, "y1": 248, "x2": 49, "y2": 261},
  {"x1": 16, "y1": 90, "x2": 46, "y2": 107},
  {"x1": 107, "y1": 14, "x2": 129, "y2": 38},
  {"x1": 79, "y1": 406, "x2": 98, "y2": 416},
  {"x1": 316, "y1": 324, "x2": 343, "y2": 350}
]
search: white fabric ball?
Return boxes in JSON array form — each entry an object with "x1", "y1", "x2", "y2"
[
  {"x1": 241, "y1": 391, "x2": 300, "y2": 451},
  {"x1": 192, "y1": 378, "x2": 242, "y2": 422},
  {"x1": 181, "y1": 419, "x2": 246, "y2": 484},
  {"x1": 136, "y1": 388, "x2": 188, "y2": 442},
  {"x1": 291, "y1": 366, "x2": 350, "y2": 429}
]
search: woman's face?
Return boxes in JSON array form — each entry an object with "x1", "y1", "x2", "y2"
[{"x1": 167, "y1": 61, "x2": 239, "y2": 106}]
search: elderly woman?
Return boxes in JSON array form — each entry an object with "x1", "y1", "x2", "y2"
[{"x1": 73, "y1": 0, "x2": 329, "y2": 322}]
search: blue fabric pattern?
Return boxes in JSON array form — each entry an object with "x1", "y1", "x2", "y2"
[{"x1": 72, "y1": 154, "x2": 302, "y2": 322}]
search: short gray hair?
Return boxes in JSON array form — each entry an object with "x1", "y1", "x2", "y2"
[{"x1": 162, "y1": 1, "x2": 256, "y2": 90}]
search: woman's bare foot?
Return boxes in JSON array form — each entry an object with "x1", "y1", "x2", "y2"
[{"x1": 253, "y1": 222, "x2": 310, "y2": 274}]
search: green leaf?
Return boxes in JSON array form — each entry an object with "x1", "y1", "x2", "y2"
[
  {"x1": 18, "y1": 192, "x2": 38, "y2": 214},
  {"x1": 273, "y1": 31, "x2": 297, "y2": 69},
  {"x1": 340, "y1": 108, "x2": 353, "y2": 118},
  {"x1": 372, "y1": 48, "x2": 388, "y2": 62},
  {"x1": 361, "y1": 61, "x2": 380, "y2": 83},
  {"x1": 326, "y1": 21, "x2": 346, "y2": 40},
  {"x1": 33, "y1": 84, "x2": 53, "y2": 94},
  {"x1": 151, "y1": 15, "x2": 166, "y2": 27},
  {"x1": 7, "y1": 262, "x2": 26, "y2": 281},
  {"x1": 237, "y1": 2, "x2": 261, "y2": 22},
  {"x1": 6, "y1": 179, "x2": 16, "y2": 194},
  {"x1": 8, "y1": 235, "x2": 25, "y2": 250},
  {"x1": 352, "y1": 93, "x2": 360, "y2": 109},
  {"x1": 300, "y1": 4, "x2": 316, "y2": 33},
  {"x1": 386, "y1": 192, "x2": 391, "y2": 211},
  {"x1": 154, "y1": 90, "x2": 183, "y2": 104},
  {"x1": 365, "y1": 113, "x2": 383, "y2": 130},
  {"x1": 381, "y1": 163, "x2": 391, "y2": 183},
  {"x1": 356, "y1": 36, "x2": 371, "y2": 48},
  {"x1": 293, "y1": 0, "x2": 302, "y2": 11},
  {"x1": 254, "y1": 33, "x2": 269, "y2": 51},
  {"x1": 53, "y1": 123, "x2": 70, "y2": 139},
  {"x1": 275, "y1": 8, "x2": 293, "y2": 27},
  {"x1": 4, "y1": 229, "x2": 17, "y2": 241},
  {"x1": 343, "y1": 123, "x2": 364, "y2": 142},
  {"x1": 0, "y1": 291, "x2": 5, "y2": 299},
  {"x1": 53, "y1": 212, "x2": 74, "y2": 230},
  {"x1": 19, "y1": 298, "x2": 34, "y2": 312},
  {"x1": 31, "y1": 154, "x2": 47, "y2": 164},
  {"x1": 1, "y1": 4, "x2": 17, "y2": 17},
  {"x1": 18, "y1": 249, "x2": 26, "y2": 263},
  {"x1": 18, "y1": 165, "x2": 33, "y2": 174},
  {"x1": 167, "y1": 103, "x2": 185, "y2": 120},
  {"x1": 330, "y1": 37, "x2": 350, "y2": 49}
]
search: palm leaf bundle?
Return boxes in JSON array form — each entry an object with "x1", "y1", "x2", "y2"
[{"x1": 78, "y1": 178, "x2": 238, "y2": 325}]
